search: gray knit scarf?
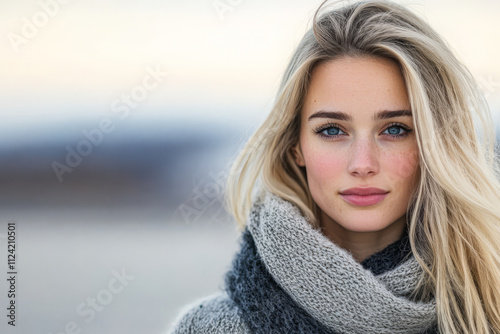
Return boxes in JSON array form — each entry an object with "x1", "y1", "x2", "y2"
[{"x1": 225, "y1": 191, "x2": 438, "y2": 334}]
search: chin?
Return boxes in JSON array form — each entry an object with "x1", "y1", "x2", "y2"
[
  {"x1": 330, "y1": 212, "x2": 395, "y2": 233},
  {"x1": 340, "y1": 222, "x2": 391, "y2": 233}
]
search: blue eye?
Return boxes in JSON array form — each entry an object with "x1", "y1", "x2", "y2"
[
  {"x1": 324, "y1": 127, "x2": 344, "y2": 136},
  {"x1": 316, "y1": 125, "x2": 346, "y2": 138},
  {"x1": 382, "y1": 125, "x2": 411, "y2": 138},
  {"x1": 385, "y1": 126, "x2": 403, "y2": 135}
]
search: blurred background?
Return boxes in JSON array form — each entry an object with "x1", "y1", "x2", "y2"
[{"x1": 0, "y1": 0, "x2": 498, "y2": 333}]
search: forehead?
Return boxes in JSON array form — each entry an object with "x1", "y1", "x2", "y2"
[{"x1": 302, "y1": 56, "x2": 410, "y2": 119}]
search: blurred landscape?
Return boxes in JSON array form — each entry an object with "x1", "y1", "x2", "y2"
[
  {"x1": 0, "y1": 119, "x2": 243, "y2": 214},
  {"x1": 0, "y1": 118, "x2": 256, "y2": 334}
]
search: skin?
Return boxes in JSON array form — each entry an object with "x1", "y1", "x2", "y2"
[{"x1": 292, "y1": 55, "x2": 420, "y2": 262}]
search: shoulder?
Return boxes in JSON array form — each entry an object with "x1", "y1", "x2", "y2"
[{"x1": 166, "y1": 291, "x2": 249, "y2": 334}]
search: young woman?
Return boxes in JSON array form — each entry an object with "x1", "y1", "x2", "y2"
[{"x1": 169, "y1": 0, "x2": 500, "y2": 333}]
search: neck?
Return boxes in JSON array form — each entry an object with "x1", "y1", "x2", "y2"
[{"x1": 319, "y1": 211, "x2": 407, "y2": 262}]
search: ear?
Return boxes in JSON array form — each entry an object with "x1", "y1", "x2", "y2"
[{"x1": 291, "y1": 142, "x2": 305, "y2": 167}]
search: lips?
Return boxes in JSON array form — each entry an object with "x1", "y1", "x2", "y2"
[
  {"x1": 340, "y1": 187, "x2": 389, "y2": 196},
  {"x1": 339, "y1": 187, "x2": 389, "y2": 206}
]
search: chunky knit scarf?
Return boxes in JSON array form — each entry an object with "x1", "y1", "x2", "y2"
[{"x1": 225, "y1": 191, "x2": 438, "y2": 334}]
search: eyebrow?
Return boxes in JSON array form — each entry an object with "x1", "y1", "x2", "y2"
[{"x1": 307, "y1": 109, "x2": 413, "y2": 122}]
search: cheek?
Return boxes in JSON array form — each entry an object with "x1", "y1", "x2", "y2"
[
  {"x1": 385, "y1": 147, "x2": 419, "y2": 181},
  {"x1": 303, "y1": 147, "x2": 345, "y2": 184}
]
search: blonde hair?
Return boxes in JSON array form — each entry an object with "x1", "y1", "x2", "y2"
[{"x1": 224, "y1": 0, "x2": 500, "y2": 332}]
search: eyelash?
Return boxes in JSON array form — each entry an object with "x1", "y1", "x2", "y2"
[{"x1": 314, "y1": 122, "x2": 413, "y2": 140}]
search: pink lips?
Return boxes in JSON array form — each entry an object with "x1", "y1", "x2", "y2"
[{"x1": 339, "y1": 187, "x2": 389, "y2": 206}]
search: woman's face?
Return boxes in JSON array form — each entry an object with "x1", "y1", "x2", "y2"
[{"x1": 293, "y1": 56, "x2": 419, "y2": 235}]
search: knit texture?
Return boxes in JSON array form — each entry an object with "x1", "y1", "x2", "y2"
[
  {"x1": 168, "y1": 292, "x2": 249, "y2": 334},
  {"x1": 226, "y1": 227, "x2": 336, "y2": 334},
  {"x1": 238, "y1": 191, "x2": 437, "y2": 334},
  {"x1": 168, "y1": 191, "x2": 439, "y2": 333}
]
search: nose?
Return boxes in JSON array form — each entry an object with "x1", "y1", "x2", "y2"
[{"x1": 347, "y1": 137, "x2": 379, "y2": 177}]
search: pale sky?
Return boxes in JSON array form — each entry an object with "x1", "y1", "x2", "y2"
[{"x1": 0, "y1": 0, "x2": 499, "y2": 135}]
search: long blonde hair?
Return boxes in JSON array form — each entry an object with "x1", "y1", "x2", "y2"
[{"x1": 224, "y1": 1, "x2": 500, "y2": 332}]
